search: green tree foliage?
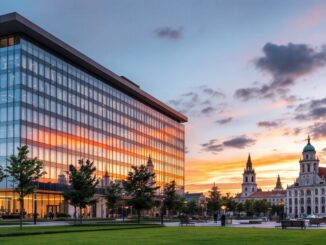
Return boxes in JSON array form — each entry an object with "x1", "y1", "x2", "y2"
[
  {"x1": 220, "y1": 193, "x2": 237, "y2": 212},
  {"x1": 123, "y1": 165, "x2": 159, "y2": 222},
  {"x1": 105, "y1": 182, "x2": 122, "y2": 217},
  {"x1": 271, "y1": 204, "x2": 284, "y2": 218},
  {"x1": 0, "y1": 165, "x2": 5, "y2": 182},
  {"x1": 63, "y1": 159, "x2": 99, "y2": 223},
  {"x1": 184, "y1": 200, "x2": 199, "y2": 216},
  {"x1": 6, "y1": 145, "x2": 45, "y2": 229},
  {"x1": 163, "y1": 180, "x2": 182, "y2": 215},
  {"x1": 244, "y1": 200, "x2": 255, "y2": 217},
  {"x1": 207, "y1": 183, "x2": 221, "y2": 214},
  {"x1": 235, "y1": 202, "x2": 244, "y2": 214},
  {"x1": 253, "y1": 199, "x2": 269, "y2": 216}
]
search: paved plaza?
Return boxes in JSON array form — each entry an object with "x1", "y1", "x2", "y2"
[{"x1": 164, "y1": 220, "x2": 326, "y2": 229}]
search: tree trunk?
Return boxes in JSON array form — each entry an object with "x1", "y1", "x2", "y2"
[
  {"x1": 137, "y1": 209, "x2": 141, "y2": 223},
  {"x1": 79, "y1": 207, "x2": 83, "y2": 224},
  {"x1": 20, "y1": 197, "x2": 24, "y2": 230},
  {"x1": 74, "y1": 206, "x2": 77, "y2": 224}
]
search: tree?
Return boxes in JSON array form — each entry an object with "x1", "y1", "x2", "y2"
[
  {"x1": 271, "y1": 204, "x2": 284, "y2": 219},
  {"x1": 220, "y1": 193, "x2": 236, "y2": 212},
  {"x1": 253, "y1": 200, "x2": 269, "y2": 216},
  {"x1": 185, "y1": 200, "x2": 199, "y2": 216},
  {"x1": 0, "y1": 165, "x2": 5, "y2": 182},
  {"x1": 163, "y1": 180, "x2": 181, "y2": 215},
  {"x1": 123, "y1": 165, "x2": 159, "y2": 223},
  {"x1": 207, "y1": 183, "x2": 221, "y2": 215},
  {"x1": 105, "y1": 182, "x2": 122, "y2": 218},
  {"x1": 235, "y1": 202, "x2": 244, "y2": 214},
  {"x1": 63, "y1": 159, "x2": 99, "y2": 224},
  {"x1": 244, "y1": 200, "x2": 254, "y2": 217},
  {"x1": 6, "y1": 145, "x2": 45, "y2": 229}
]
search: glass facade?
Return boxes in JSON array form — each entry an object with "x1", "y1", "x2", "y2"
[
  {"x1": 0, "y1": 35, "x2": 185, "y2": 216},
  {"x1": 0, "y1": 36, "x2": 184, "y2": 214}
]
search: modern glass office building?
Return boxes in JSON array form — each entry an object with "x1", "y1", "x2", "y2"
[{"x1": 0, "y1": 13, "x2": 187, "y2": 217}]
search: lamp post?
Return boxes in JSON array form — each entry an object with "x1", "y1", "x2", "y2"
[
  {"x1": 32, "y1": 177, "x2": 38, "y2": 225},
  {"x1": 221, "y1": 205, "x2": 227, "y2": 227},
  {"x1": 33, "y1": 190, "x2": 37, "y2": 225},
  {"x1": 122, "y1": 191, "x2": 126, "y2": 222},
  {"x1": 160, "y1": 197, "x2": 165, "y2": 225},
  {"x1": 221, "y1": 205, "x2": 227, "y2": 214}
]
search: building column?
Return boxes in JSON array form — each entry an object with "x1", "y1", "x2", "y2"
[
  {"x1": 297, "y1": 191, "x2": 301, "y2": 218},
  {"x1": 312, "y1": 192, "x2": 315, "y2": 215},
  {"x1": 303, "y1": 190, "x2": 306, "y2": 216},
  {"x1": 319, "y1": 193, "x2": 321, "y2": 216}
]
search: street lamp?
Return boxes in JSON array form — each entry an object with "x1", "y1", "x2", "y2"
[
  {"x1": 221, "y1": 205, "x2": 227, "y2": 214},
  {"x1": 160, "y1": 197, "x2": 165, "y2": 225},
  {"x1": 32, "y1": 177, "x2": 38, "y2": 225},
  {"x1": 122, "y1": 191, "x2": 126, "y2": 222}
]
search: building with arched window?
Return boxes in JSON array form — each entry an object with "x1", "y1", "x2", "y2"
[
  {"x1": 286, "y1": 136, "x2": 326, "y2": 218},
  {"x1": 235, "y1": 154, "x2": 286, "y2": 206}
]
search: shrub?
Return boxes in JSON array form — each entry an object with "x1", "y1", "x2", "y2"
[{"x1": 56, "y1": 212, "x2": 71, "y2": 218}]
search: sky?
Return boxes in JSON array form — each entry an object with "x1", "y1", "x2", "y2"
[{"x1": 2, "y1": 0, "x2": 326, "y2": 195}]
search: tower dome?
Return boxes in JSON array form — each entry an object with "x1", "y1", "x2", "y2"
[{"x1": 303, "y1": 136, "x2": 315, "y2": 153}]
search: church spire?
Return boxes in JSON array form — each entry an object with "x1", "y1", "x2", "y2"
[
  {"x1": 147, "y1": 155, "x2": 153, "y2": 167},
  {"x1": 274, "y1": 174, "x2": 283, "y2": 191},
  {"x1": 308, "y1": 135, "x2": 310, "y2": 144},
  {"x1": 246, "y1": 153, "x2": 252, "y2": 170}
]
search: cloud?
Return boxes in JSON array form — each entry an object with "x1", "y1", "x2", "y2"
[
  {"x1": 223, "y1": 135, "x2": 256, "y2": 149},
  {"x1": 154, "y1": 26, "x2": 184, "y2": 40},
  {"x1": 309, "y1": 122, "x2": 326, "y2": 139},
  {"x1": 201, "y1": 135, "x2": 256, "y2": 154},
  {"x1": 201, "y1": 139, "x2": 223, "y2": 154},
  {"x1": 235, "y1": 43, "x2": 326, "y2": 101},
  {"x1": 167, "y1": 86, "x2": 225, "y2": 117},
  {"x1": 203, "y1": 88, "x2": 225, "y2": 98},
  {"x1": 201, "y1": 106, "x2": 217, "y2": 116},
  {"x1": 216, "y1": 117, "x2": 233, "y2": 125},
  {"x1": 257, "y1": 121, "x2": 280, "y2": 128},
  {"x1": 295, "y1": 97, "x2": 326, "y2": 120}
]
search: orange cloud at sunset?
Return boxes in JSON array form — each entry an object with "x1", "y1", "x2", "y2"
[{"x1": 185, "y1": 152, "x2": 302, "y2": 195}]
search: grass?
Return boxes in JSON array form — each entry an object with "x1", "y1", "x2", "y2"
[
  {"x1": 1, "y1": 226, "x2": 326, "y2": 244},
  {"x1": 0, "y1": 224, "x2": 159, "y2": 236}
]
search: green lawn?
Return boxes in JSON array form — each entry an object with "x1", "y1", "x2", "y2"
[
  {"x1": 1, "y1": 227, "x2": 326, "y2": 244},
  {"x1": 0, "y1": 224, "x2": 157, "y2": 236}
]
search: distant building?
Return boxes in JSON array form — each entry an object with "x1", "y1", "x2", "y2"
[
  {"x1": 286, "y1": 136, "x2": 326, "y2": 218},
  {"x1": 235, "y1": 155, "x2": 286, "y2": 205},
  {"x1": 185, "y1": 192, "x2": 207, "y2": 215}
]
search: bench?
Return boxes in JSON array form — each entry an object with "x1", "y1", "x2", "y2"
[
  {"x1": 179, "y1": 216, "x2": 195, "y2": 226},
  {"x1": 309, "y1": 219, "x2": 321, "y2": 227},
  {"x1": 281, "y1": 220, "x2": 306, "y2": 229},
  {"x1": 249, "y1": 220, "x2": 262, "y2": 224},
  {"x1": 239, "y1": 220, "x2": 262, "y2": 225}
]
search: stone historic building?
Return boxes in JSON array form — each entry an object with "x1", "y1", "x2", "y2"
[
  {"x1": 235, "y1": 154, "x2": 286, "y2": 205},
  {"x1": 286, "y1": 136, "x2": 326, "y2": 218}
]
